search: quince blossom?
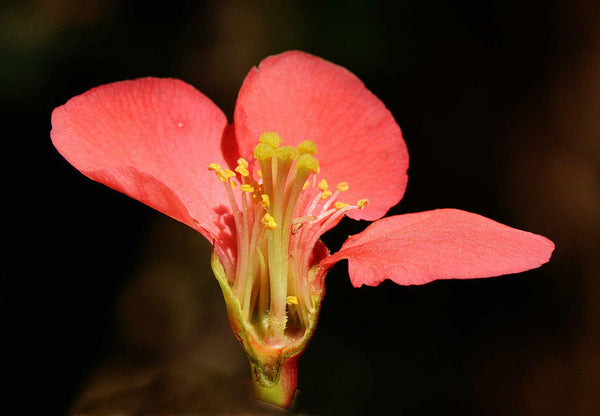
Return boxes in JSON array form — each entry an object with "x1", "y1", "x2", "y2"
[{"x1": 51, "y1": 51, "x2": 554, "y2": 408}]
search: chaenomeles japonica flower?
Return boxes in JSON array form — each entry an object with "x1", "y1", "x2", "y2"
[{"x1": 51, "y1": 51, "x2": 554, "y2": 409}]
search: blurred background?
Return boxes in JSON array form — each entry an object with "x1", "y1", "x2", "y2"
[{"x1": 3, "y1": 0, "x2": 599, "y2": 414}]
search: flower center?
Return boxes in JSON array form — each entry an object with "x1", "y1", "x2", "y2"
[{"x1": 208, "y1": 133, "x2": 367, "y2": 346}]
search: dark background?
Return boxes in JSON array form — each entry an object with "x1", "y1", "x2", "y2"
[{"x1": 4, "y1": 0, "x2": 599, "y2": 415}]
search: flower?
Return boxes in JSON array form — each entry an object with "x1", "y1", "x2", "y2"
[{"x1": 51, "y1": 51, "x2": 554, "y2": 408}]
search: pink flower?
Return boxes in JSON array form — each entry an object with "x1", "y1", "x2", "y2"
[{"x1": 51, "y1": 51, "x2": 554, "y2": 408}]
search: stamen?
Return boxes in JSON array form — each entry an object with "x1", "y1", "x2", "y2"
[
  {"x1": 292, "y1": 215, "x2": 318, "y2": 224},
  {"x1": 261, "y1": 213, "x2": 277, "y2": 229},
  {"x1": 291, "y1": 215, "x2": 317, "y2": 234},
  {"x1": 318, "y1": 179, "x2": 329, "y2": 191},
  {"x1": 216, "y1": 169, "x2": 236, "y2": 182},
  {"x1": 306, "y1": 188, "x2": 325, "y2": 216},
  {"x1": 260, "y1": 194, "x2": 270, "y2": 208},
  {"x1": 240, "y1": 184, "x2": 255, "y2": 193},
  {"x1": 357, "y1": 199, "x2": 369, "y2": 209},
  {"x1": 286, "y1": 296, "x2": 299, "y2": 305},
  {"x1": 334, "y1": 202, "x2": 349, "y2": 209},
  {"x1": 322, "y1": 189, "x2": 340, "y2": 211},
  {"x1": 235, "y1": 165, "x2": 249, "y2": 176},
  {"x1": 207, "y1": 163, "x2": 221, "y2": 171},
  {"x1": 320, "y1": 190, "x2": 332, "y2": 200},
  {"x1": 336, "y1": 182, "x2": 349, "y2": 192}
]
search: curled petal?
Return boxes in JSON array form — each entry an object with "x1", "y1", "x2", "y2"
[
  {"x1": 51, "y1": 77, "x2": 235, "y2": 245},
  {"x1": 321, "y1": 209, "x2": 555, "y2": 287},
  {"x1": 234, "y1": 51, "x2": 409, "y2": 221}
]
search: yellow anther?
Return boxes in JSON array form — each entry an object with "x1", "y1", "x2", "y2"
[
  {"x1": 297, "y1": 140, "x2": 317, "y2": 155},
  {"x1": 230, "y1": 180, "x2": 237, "y2": 189},
  {"x1": 321, "y1": 190, "x2": 333, "y2": 200},
  {"x1": 296, "y1": 153, "x2": 319, "y2": 176},
  {"x1": 207, "y1": 163, "x2": 222, "y2": 172},
  {"x1": 275, "y1": 146, "x2": 298, "y2": 161},
  {"x1": 216, "y1": 169, "x2": 236, "y2": 182},
  {"x1": 260, "y1": 194, "x2": 270, "y2": 208},
  {"x1": 302, "y1": 180, "x2": 310, "y2": 190},
  {"x1": 235, "y1": 165, "x2": 249, "y2": 176},
  {"x1": 240, "y1": 184, "x2": 254, "y2": 193},
  {"x1": 237, "y1": 158, "x2": 249, "y2": 168},
  {"x1": 261, "y1": 213, "x2": 277, "y2": 230},
  {"x1": 357, "y1": 199, "x2": 369, "y2": 209},
  {"x1": 334, "y1": 202, "x2": 349, "y2": 210},
  {"x1": 258, "y1": 132, "x2": 282, "y2": 148},
  {"x1": 286, "y1": 296, "x2": 299, "y2": 305},
  {"x1": 258, "y1": 169, "x2": 262, "y2": 178},
  {"x1": 318, "y1": 179, "x2": 329, "y2": 191},
  {"x1": 254, "y1": 143, "x2": 275, "y2": 161},
  {"x1": 336, "y1": 182, "x2": 349, "y2": 192}
]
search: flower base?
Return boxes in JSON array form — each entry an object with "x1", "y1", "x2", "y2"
[{"x1": 250, "y1": 354, "x2": 300, "y2": 409}]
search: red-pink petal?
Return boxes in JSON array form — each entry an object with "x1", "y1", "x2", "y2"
[
  {"x1": 234, "y1": 51, "x2": 408, "y2": 221},
  {"x1": 89, "y1": 166, "x2": 198, "y2": 227},
  {"x1": 321, "y1": 209, "x2": 555, "y2": 287},
  {"x1": 51, "y1": 77, "x2": 234, "y2": 242}
]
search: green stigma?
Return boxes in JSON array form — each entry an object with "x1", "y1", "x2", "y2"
[
  {"x1": 254, "y1": 142, "x2": 275, "y2": 161},
  {"x1": 297, "y1": 140, "x2": 317, "y2": 155},
  {"x1": 275, "y1": 146, "x2": 299, "y2": 161},
  {"x1": 259, "y1": 132, "x2": 282, "y2": 148},
  {"x1": 296, "y1": 153, "x2": 319, "y2": 176}
]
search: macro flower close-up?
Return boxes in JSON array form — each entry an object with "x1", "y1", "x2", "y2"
[{"x1": 50, "y1": 51, "x2": 554, "y2": 409}]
